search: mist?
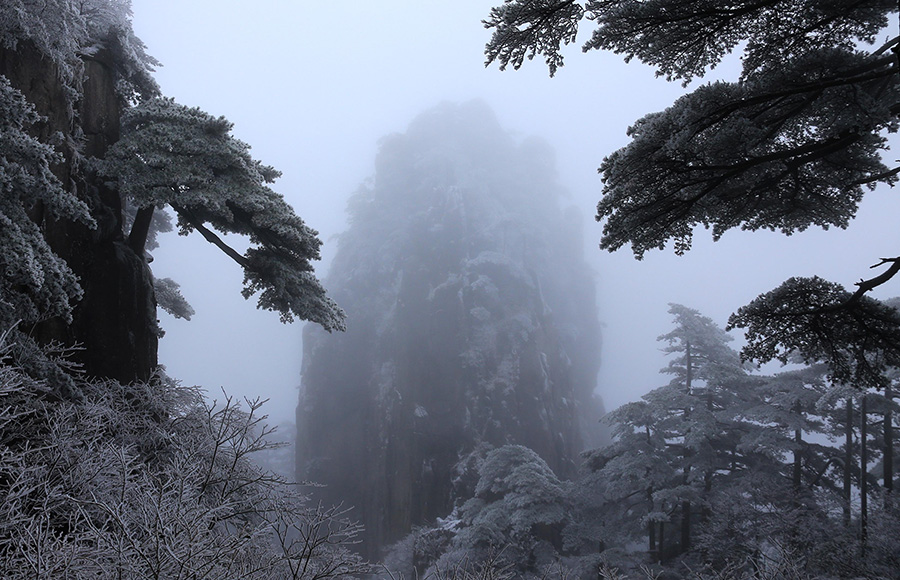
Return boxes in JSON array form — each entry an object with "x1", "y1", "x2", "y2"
[
  {"x1": 4, "y1": 0, "x2": 900, "y2": 576},
  {"x1": 131, "y1": 0, "x2": 900, "y2": 425}
]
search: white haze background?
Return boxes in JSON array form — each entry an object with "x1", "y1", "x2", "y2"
[{"x1": 131, "y1": 0, "x2": 900, "y2": 425}]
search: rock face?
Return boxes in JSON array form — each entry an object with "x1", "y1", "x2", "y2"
[
  {"x1": 0, "y1": 41, "x2": 157, "y2": 384},
  {"x1": 296, "y1": 102, "x2": 605, "y2": 558}
]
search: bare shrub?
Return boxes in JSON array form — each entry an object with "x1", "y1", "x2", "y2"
[{"x1": 0, "y1": 334, "x2": 370, "y2": 579}]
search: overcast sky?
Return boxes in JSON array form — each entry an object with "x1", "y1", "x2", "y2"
[{"x1": 130, "y1": 0, "x2": 900, "y2": 426}]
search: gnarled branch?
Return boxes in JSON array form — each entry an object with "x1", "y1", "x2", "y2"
[
  {"x1": 848, "y1": 257, "x2": 900, "y2": 305},
  {"x1": 170, "y1": 203, "x2": 250, "y2": 269}
]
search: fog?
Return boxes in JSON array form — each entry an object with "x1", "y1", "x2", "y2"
[{"x1": 131, "y1": 0, "x2": 900, "y2": 425}]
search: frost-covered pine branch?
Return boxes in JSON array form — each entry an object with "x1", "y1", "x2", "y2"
[
  {"x1": 483, "y1": 0, "x2": 900, "y2": 387},
  {"x1": 0, "y1": 0, "x2": 158, "y2": 104},
  {"x1": 99, "y1": 97, "x2": 345, "y2": 331},
  {"x1": 0, "y1": 76, "x2": 94, "y2": 330}
]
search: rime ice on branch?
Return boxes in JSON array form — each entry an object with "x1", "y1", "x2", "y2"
[
  {"x1": 99, "y1": 98, "x2": 344, "y2": 331},
  {"x1": 485, "y1": 0, "x2": 900, "y2": 377}
]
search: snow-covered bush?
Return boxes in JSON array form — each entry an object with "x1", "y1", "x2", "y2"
[
  {"x1": 384, "y1": 444, "x2": 603, "y2": 579},
  {"x1": 0, "y1": 333, "x2": 369, "y2": 579}
]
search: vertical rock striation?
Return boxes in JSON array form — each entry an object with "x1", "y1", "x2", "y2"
[{"x1": 0, "y1": 39, "x2": 157, "y2": 384}]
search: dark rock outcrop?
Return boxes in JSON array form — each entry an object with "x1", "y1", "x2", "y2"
[
  {"x1": 296, "y1": 102, "x2": 605, "y2": 558},
  {"x1": 1, "y1": 41, "x2": 157, "y2": 384}
]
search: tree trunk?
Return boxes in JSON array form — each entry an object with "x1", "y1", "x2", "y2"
[
  {"x1": 860, "y1": 394, "x2": 868, "y2": 556},
  {"x1": 658, "y1": 521, "x2": 665, "y2": 562},
  {"x1": 128, "y1": 205, "x2": 155, "y2": 255},
  {"x1": 681, "y1": 340, "x2": 692, "y2": 553},
  {"x1": 885, "y1": 381, "x2": 894, "y2": 509},
  {"x1": 844, "y1": 397, "x2": 853, "y2": 527},
  {"x1": 702, "y1": 471, "x2": 712, "y2": 522},
  {"x1": 793, "y1": 399, "x2": 803, "y2": 493}
]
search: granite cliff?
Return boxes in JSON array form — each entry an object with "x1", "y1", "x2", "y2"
[
  {"x1": 0, "y1": 35, "x2": 158, "y2": 384},
  {"x1": 296, "y1": 102, "x2": 606, "y2": 558}
]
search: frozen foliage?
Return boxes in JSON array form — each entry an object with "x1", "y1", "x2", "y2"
[
  {"x1": 153, "y1": 277, "x2": 194, "y2": 321},
  {"x1": 595, "y1": 51, "x2": 898, "y2": 258},
  {"x1": 584, "y1": 304, "x2": 900, "y2": 578},
  {"x1": 385, "y1": 445, "x2": 600, "y2": 580},
  {"x1": 482, "y1": 0, "x2": 584, "y2": 76},
  {"x1": 485, "y1": 0, "x2": 900, "y2": 379},
  {"x1": 385, "y1": 546, "x2": 532, "y2": 580},
  {"x1": 0, "y1": 333, "x2": 369, "y2": 579},
  {"x1": 0, "y1": 0, "x2": 158, "y2": 103},
  {"x1": 2, "y1": 0, "x2": 341, "y2": 384},
  {"x1": 729, "y1": 277, "x2": 900, "y2": 389},
  {"x1": 584, "y1": 305, "x2": 763, "y2": 560},
  {"x1": 485, "y1": 0, "x2": 893, "y2": 82},
  {"x1": 0, "y1": 76, "x2": 94, "y2": 329},
  {"x1": 464, "y1": 445, "x2": 568, "y2": 544},
  {"x1": 387, "y1": 302, "x2": 900, "y2": 578},
  {"x1": 99, "y1": 97, "x2": 345, "y2": 330},
  {"x1": 0, "y1": 0, "x2": 166, "y2": 383}
]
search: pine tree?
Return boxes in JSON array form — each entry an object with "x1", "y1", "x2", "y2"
[
  {"x1": 585, "y1": 399, "x2": 677, "y2": 560},
  {"x1": 591, "y1": 304, "x2": 759, "y2": 558},
  {"x1": 0, "y1": 0, "x2": 341, "y2": 382},
  {"x1": 98, "y1": 97, "x2": 344, "y2": 330},
  {"x1": 483, "y1": 0, "x2": 900, "y2": 386}
]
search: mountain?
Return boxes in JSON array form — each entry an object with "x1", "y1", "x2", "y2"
[{"x1": 296, "y1": 101, "x2": 605, "y2": 558}]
